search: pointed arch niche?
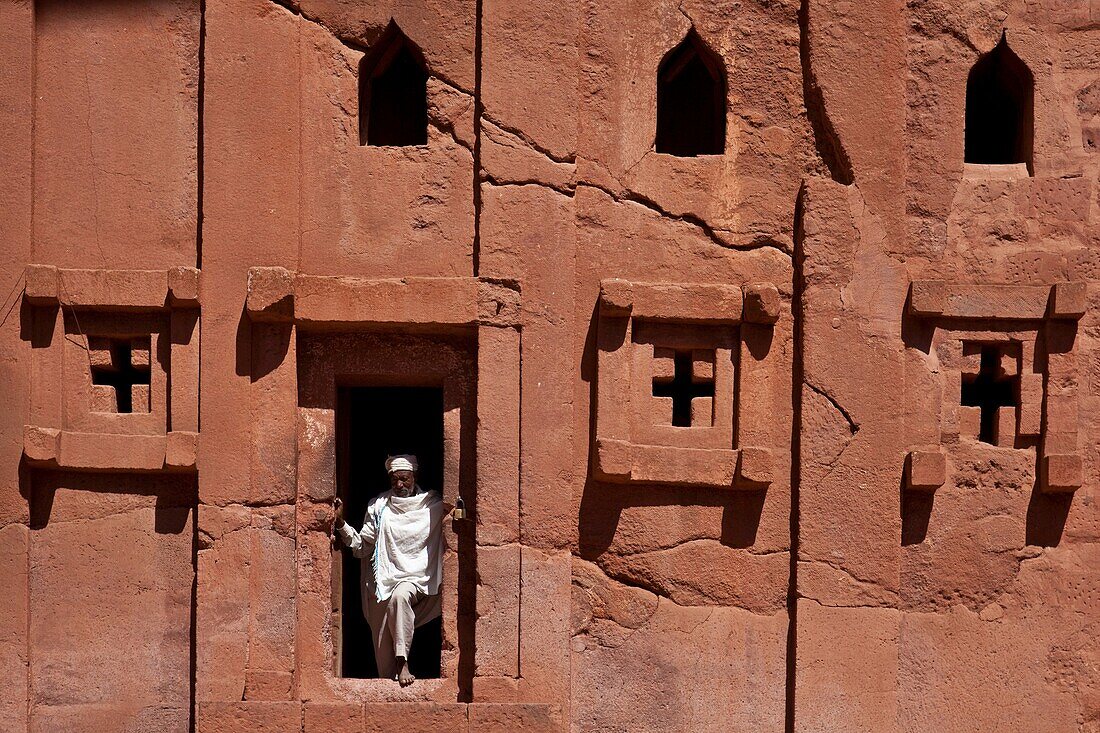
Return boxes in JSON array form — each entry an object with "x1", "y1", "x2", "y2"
[
  {"x1": 359, "y1": 23, "x2": 429, "y2": 147},
  {"x1": 964, "y1": 34, "x2": 1034, "y2": 172},
  {"x1": 655, "y1": 29, "x2": 727, "y2": 157}
]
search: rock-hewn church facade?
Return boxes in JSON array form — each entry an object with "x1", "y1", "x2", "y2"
[{"x1": 1, "y1": 1, "x2": 1098, "y2": 731}]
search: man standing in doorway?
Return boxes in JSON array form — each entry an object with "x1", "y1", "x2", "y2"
[{"x1": 334, "y1": 454, "x2": 446, "y2": 686}]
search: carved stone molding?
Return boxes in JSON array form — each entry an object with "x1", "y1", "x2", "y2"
[
  {"x1": 906, "y1": 280, "x2": 1085, "y2": 493},
  {"x1": 24, "y1": 265, "x2": 201, "y2": 310},
  {"x1": 22, "y1": 426, "x2": 197, "y2": 472},
  {"x1": 245, "y1": 267, "x2": 521, "y2": 329},
  {"x1": 594, "y1": 278, "x2": 781, "y2": 489},
  {"x1": 21, "y1": 266, "x2": 201, "y2": 473}
]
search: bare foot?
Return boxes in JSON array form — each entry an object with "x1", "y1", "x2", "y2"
[{"x1": 397, "y1": 657, "x2": 416, "y2": 687}]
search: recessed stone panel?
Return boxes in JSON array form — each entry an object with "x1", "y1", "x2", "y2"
[
  {"x1": 28, "y1": 472, "x2": 195, "y2": 733},
  {"x1": 594, "y1": 279, "x2": 780, "y2": 489}
]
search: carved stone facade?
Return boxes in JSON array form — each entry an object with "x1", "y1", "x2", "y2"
[{"x1": 1, "y1": 1, "x2": 1098, "y2": 733}]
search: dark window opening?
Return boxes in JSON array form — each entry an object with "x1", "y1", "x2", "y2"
[
  {"x1": 655, "y1": 29, "x2": 726, "y2": 156},
  {"x1": 961, "y1": 345, "x2": 1018, "y2": 444},
  {"x1": 90, "y1": 338, "x2": 151, "y2": 413},
  {"x1": 965, "y1": 34, "x2": 1034, "y2": 169},
  {"x1": 336, "y1": 386, "x2": 444, "y2": 679},
  {"x1": 652, "y1": 349, "x2": 716, "y2": 427},
  {"x1": 359, "y1": 24, "x2": 429, "y2": 147}
]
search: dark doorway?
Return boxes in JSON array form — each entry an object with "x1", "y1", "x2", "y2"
[
  {"x1": 359, "y1": 24, "x2": 429, "y2": 147},
  {"x1": 965, "y1": 34, "x2": 1034, "y2": 169},
  {"x1": 336, "y1": 385, "x2": 444, "y2": 679},
  {"x1": 655, "y1": 29, "x2": 726, "y2": 156}
]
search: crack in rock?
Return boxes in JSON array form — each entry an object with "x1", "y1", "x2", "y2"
[
  {"x1": 578, "y1": 181, "x2": 793, "y2": 256},
  {"x1": 805, "y1": 379, "x2": 859, "y2": 434}
]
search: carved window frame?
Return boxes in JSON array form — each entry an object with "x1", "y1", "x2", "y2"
[
  {"x1": 21, "y1": 265, "x2": 200, "y2": 473},
  {"x1": 904, "y1": 280, "x2": 1085, "y2": 493},
  {"x1": 593, "y1": 278, "x2": 779, "y2": 489}
]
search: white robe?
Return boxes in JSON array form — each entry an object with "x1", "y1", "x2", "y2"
[
  {"x1": 338, "y1": 486, "x2": 445, "y2": 603},
  {"x1": 337, "y1": 487, "x2": 445, "y2": 675}
]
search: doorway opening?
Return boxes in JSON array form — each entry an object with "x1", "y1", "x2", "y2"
[{"x1": 336, "y1": 385, "x2": 444, "y2": 679}]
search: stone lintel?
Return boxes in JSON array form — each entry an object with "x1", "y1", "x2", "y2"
[
  {"x1": 908, "y1": 280, "x2": 1086, "y2": 321},
  {"x1": 22, "y1": 428, "x2": 197, "y2": 472},
  {"x1": 295, "y1": 275, "x2": 479, "y2": 327},
  {"x1": 599, "y1": 279, "x2": 745, "y2": 324},
  {"x1": 247, "y1": 269, "x2": 523, "y2": 327},
  {"x1": 594, "y1": 439, "x2": 768, "y2": 488},
  {"x1": 24, "y1": 265, "x2": 204, "y2": 310}
]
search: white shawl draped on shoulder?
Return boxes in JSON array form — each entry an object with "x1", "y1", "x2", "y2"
[{"x1": 359, "y1": 487, "x2": 445, "y2": 603}]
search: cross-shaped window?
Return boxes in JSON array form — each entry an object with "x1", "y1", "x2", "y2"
[
  {"x1": 961, "y1": 345, "x2": 1017, "y2": 444},
  {"x1": 91, "y1": 339, "x2": 151, "y2": 413},
  {"x1": 652, "y1": 349, "x2": 715, "y2": 427}
]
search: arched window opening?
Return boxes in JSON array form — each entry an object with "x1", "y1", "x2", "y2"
[
  {"x1": 965, "y1": 34, "x2": 1034, "y2": 169},
  {"x1": 655, "y1": 29, "x2": 726, "y2": 156},
  {"x1": 359, "y1": 24, "x2": 428, "y2": 147}
]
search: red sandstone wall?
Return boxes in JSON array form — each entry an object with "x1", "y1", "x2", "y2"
[{"x1": 0, "y1": 0, "x2": 1097, "y2": 732}]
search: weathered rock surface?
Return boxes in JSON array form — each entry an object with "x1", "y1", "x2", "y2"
[{"x1": 1, "y1": 0, "x2": 1097, "y2": 731}]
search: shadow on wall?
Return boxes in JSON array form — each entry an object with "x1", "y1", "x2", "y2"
[
  {"x1": 21, "y1": 298, "x2": 58, "y2": 349},
  {"x1": 21, "y1": 465, "x2": 197, "y2": 534},
  {"x1": 1024, "y1": 491, "x2": 1073, "y2": 547},
  {"x1": 236, "y1": 307, "x2": 292, "y2": 382}
]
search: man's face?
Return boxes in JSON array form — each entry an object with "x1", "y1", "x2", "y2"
[{"x1": 390, "y1": 469, "x2": 416, "y2": 496}]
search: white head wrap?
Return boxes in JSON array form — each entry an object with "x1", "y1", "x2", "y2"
[{"x1": 385, "y1": 454, "x2": 418, "y2": 474}]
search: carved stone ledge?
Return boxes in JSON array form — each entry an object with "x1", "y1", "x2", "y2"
[
  {"x1": 1040, "y1": 453, "x2": 1083, "y2": 493},
  {"x1": 1050, "y1": 282, "x2": 1086, "y2": 319},
  {"x1": 23, "y1": 265, "x2": 202, "y2": 310},
  {"x1": 594, "y1": 440, "x2": 773, "y2": 490},
  {"x1": 22, "y1": 426, "x2": 197, "y2": 473},
  {"x1": 908, "y1": 280, "x2": 1086, "y2": 321},
  {"x1": 24, "y1": 265, "x2": 59, "y2": 305},
  {"x1": 905, "y1": 448, "x2": 946, "y2": 492},
  {"x1": 168, "y1": 266, "x2": 201, "y2": 307},
  {"x1": 598, "y1": 278, "x2": 746, "y2": 324},
  {"x1": 245, "y1": 268, "x2": 523, "y2": 328},
  {"x1": 742, "y1": 283, "x2": 781, "y2": 324},
  {"x1": 245, "y1": 266, "x2": 295, "y2": 322},
  {"x1": 23, "y1": 425, "x2": 61, "y2": 463}
]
